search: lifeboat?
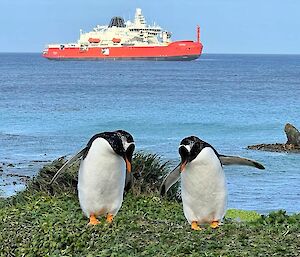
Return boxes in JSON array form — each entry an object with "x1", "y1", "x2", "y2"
[
  {"x1": 88, "y1": 38, "x2": 100, "y2": 43},
  {"x1": 112, "y1": 38, "x2": 121, "y2": 43}
]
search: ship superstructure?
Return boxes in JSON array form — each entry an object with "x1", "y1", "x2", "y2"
[{"x1": 43, "y1": 8, "x2": 203, "y2": 61}]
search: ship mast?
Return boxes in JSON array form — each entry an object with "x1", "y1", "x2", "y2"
[
  {"x1": 197, "y1": 25, "x2": 200, "y2": 43},
  {"x1": 134, "y1": 8, "x2": 146, "y2": 27}
]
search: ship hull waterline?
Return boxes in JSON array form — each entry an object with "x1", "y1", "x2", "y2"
[{"x1": 45, "y1": 55, "x2": 200, "y2": 61}]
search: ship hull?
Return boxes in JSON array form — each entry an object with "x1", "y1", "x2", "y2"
[{"x1": 43, "y1": 41, "x2": 203, "y2": 61}]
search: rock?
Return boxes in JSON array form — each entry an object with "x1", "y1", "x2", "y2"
[
  {"x1": 284, "y1": 123, "x2": 300, "y2": 146},
  {"x1": 7, "y1": 173, "x2": 31, "y2": 179},
  {"x1": 247, "y1": 143, "x2": 300, "y2": 153},
  {"x1": 248, "y1": 123, "x2": 300, "y2": 153},
  {"x1": 30, "y1": 160, "x2": 51, "y2": 163}
]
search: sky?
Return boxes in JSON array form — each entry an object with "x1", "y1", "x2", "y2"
[{"x1": 0, "y1": 0, "x2": 300, "y2": 54}]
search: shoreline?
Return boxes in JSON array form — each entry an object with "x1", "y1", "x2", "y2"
[{"x1": 0, "y1": 160, "x2": 50, "y2": 197}]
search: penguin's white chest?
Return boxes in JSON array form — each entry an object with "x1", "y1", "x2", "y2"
[
  {"x1": 77, "y1": 138, "x2": 126, "y2": 217},
  {"x1": 181, "y1": 147, "x2": 227, "y2": 224}
]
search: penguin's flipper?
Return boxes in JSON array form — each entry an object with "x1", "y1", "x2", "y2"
[
  {"x1": 159, "y1": 164, "x2": 180, "y2": 197},
  {"x1": 49, "y1": 148, "x2": 87, "y2": 185},
  {"x1": 219, "y1": 155, "x2": 265, "y2": 170}
]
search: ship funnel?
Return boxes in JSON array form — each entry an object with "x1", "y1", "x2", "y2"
[{"x1": 109, "y1": 17, "x2": 125, "y2": 28}]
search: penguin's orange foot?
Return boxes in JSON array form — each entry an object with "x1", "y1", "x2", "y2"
[
  {"x1": 106, "y1": 213, "x2": 114, "y2": 223},
  {"x1": 191, "y1": 221, "x2": 202, "y2": 231},
  {"x1": 88, "y1": 214, "x2": 100, "y2": 225},
  {"x1": 210, "y1": 220, "x2": 220, "y2": 229}
]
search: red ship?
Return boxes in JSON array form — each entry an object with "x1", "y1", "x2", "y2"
[{"x1": 43, "y1": 8, "x2": 203, "y2": 61}]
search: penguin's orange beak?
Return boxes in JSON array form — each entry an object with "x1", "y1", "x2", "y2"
[
  {"x1": 124, "y1": 143, "x2": 135, "y2": 173},
  {"x1": 179, "y1": 145, "x2": 189, "y2": 172},
  {"x1": 180, "y1": 160, "x2": 187, "y2": 172},
  {"x1": 125, "y1": 157, "x2": 132, "y2": 173}
]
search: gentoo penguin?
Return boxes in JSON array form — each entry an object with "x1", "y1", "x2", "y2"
[
  {"x1": 160, "y1": 147, "x2": 264, "y2": 197},
  {"x1": 50, "y1": 130, "x2": 135, "y2": 225},
  {"x1": 163, "y1": 136, "x2": 264, "y2": 231}
]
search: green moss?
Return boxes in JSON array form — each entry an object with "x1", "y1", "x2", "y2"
[{"x1": 226, "y1": 209, "x2": 261, "y2": 222}]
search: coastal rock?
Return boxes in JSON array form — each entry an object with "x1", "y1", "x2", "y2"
[
  {"x1": 284, "y1": 123, "x2": 300, "y2": 146},
  {"x1": 247, "y1": 143, "x2": 300, "y2": 153},
  {"x1": 248, "y1": 123, "x2": 300, "y2": 153}
]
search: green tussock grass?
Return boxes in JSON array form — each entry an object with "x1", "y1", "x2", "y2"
[{"x1": 0, "y1": 153, "x2": 299, "y2": 256}]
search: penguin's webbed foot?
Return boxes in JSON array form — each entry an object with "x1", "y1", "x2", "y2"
[
  {"x1": 191, "y1": 221, "x2": 202, "y2": 231},
  {"x1": 88, "y1": 214, "x2": 100, "y2": 225},
  {"x1": 210, "y1": 220, "x2": 220, "y2": 229},
  {"x1": 106, "y1": 213, "x2": 114, "y2": 223}
]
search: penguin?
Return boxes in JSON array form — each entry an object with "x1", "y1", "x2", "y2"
[
  {"x1": 160, "y1": 147, "x2": 265, "y2": 197},
  {"x1": 164, "y1": 136, "x2": 265, "y2": 231},
  {"x1": 50, "y1": 130, "x2": 135, "y2": 225}
]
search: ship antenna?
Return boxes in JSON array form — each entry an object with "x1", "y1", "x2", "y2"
[{"x1": 197, "y1": 25, "x2": 200, "y2": 43}]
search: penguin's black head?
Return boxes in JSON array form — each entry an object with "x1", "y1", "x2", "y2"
[
  {"x1": 114, "y1": 130, "x2": 135, "y2": 173},
  {"x1": 115, "y1": 130, "x2": 134, "y2": 144},
  {"x1": 179, "y1": 136, "x2": 219, "y2": 172}
]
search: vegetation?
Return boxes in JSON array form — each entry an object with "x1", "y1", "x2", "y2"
[{"x1": 0, "y1": 153, "x2": 299, "y2": 256}]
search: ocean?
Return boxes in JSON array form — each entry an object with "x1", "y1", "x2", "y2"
[{"x1": 0, "y1": 53, "x2": 299, "y2": 213}]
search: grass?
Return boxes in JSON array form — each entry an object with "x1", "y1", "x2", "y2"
[{"x1": 0, "y1": 153, "x2": 299, "y2": 256}]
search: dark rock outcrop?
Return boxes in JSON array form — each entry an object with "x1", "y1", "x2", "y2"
[
  {"x1": 248, "y1": 143, "x2": 300, "y2": 153},
  {"x1": 284, "y1": 123, "x2": 300, "y2": 146},
  {"x1": 248, "y1": 123, "x2": 300, "y2": 153}
]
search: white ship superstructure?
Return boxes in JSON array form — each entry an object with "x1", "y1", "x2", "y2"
[{"x1": 76, "y1": 8, "x2": 171, "y2": 47}]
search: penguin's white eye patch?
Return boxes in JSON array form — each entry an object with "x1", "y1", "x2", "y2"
[
  {"x1": 123, "y1": 141, "x2": 134, "y2": 151},
  {"x1": 179, "y1": 144, "x2": 191, "y2": 152}
]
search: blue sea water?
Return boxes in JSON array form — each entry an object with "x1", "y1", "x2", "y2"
[{"x1": 0, "y1": 53, "x2": 299, "y2": 213}]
